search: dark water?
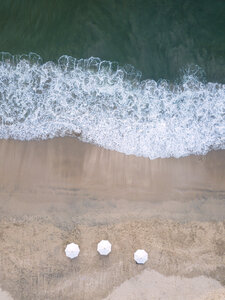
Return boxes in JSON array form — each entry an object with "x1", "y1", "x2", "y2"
[
  {"x1": 0, "y1": 0, "x2": 224, "y2": 82},
  {"x1": 0, "y1": 0, "x2": 225, "y2": 158}
]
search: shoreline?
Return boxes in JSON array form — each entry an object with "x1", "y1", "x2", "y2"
[
  {"x1": 0, "y1": 137, "x2": 224, "y2": 223},
  {"x1": 0, "y1": 137, "x2": 225, "y2": 299}
]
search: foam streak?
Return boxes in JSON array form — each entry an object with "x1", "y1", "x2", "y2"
[{"x1": 0, "y1": 53, "x2": 224, "y2": 158}]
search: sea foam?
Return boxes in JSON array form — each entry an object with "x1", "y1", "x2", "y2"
[{"x1": 0, "y1": 53, "x2": 224, "y2": 159}]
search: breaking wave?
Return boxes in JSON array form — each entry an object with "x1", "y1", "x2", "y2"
[{"x1": 0, "y1": 52, "x2": 224, "y2": 159}]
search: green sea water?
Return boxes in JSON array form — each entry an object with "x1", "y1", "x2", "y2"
[{"x1": 0, "y1": 0, "x2": 224, "y2": 82}]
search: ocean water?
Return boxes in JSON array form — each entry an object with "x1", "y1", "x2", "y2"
[{"x1": 0, "y1": 0, "x2": 224, "y2": 159}]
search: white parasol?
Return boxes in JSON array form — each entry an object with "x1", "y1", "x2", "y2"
[
  {"x1": 97, "y1": 240, "x2": 112, "y2": 256},
  {"x1": 65, "y1": 243, "x2": 80, "y2": 259},
  {"x1": 134, "y1": 249, "x2": 148, "y2": 264}
]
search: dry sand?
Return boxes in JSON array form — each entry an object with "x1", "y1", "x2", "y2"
[
  {"x1": 0, "y1": 288, "x2": 13, "y2": 300},
  {"x1": 104, "y1": 270, "x2": 225, "y2": 300},
  {"x1": 0, "y1": 138, "x2": 224, "y2": 299}
]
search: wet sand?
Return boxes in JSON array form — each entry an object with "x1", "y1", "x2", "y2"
[{"x1": 0, "y1": 138, "x2": 225, "y2": 299}]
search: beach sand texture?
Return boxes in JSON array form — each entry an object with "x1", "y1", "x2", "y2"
[{"x1": 0, "y1": 138, "x2": 225, "y2": 299}]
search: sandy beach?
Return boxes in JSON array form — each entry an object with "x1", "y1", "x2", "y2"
[{"x1": 0, "y1": 138, "x2": 225, "y2": 299}]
